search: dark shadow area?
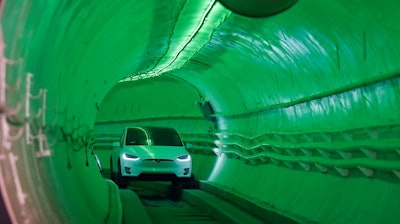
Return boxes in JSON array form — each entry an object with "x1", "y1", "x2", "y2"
[{"x1": 0, "y1": 189, "x2": 11, "y2": 224}]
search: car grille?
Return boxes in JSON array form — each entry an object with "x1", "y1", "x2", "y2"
[
  {"x1": 143, "y1": 159, "x2": 173, "y2": 162},
  {"x1": 141, "y1": 159, "x2": 175, "y2": 167}
]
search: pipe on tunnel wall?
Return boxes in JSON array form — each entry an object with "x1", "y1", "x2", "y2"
[{"x1": 1, "y1": 0, "x2": 400, "y2": 223}]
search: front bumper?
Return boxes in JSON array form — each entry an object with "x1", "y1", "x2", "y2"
[{"x1": 120, "y1": 158, "x2": 192, "y2": 178}]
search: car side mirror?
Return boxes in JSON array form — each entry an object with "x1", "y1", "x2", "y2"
[
  {"x1": 186, "y1": 143, "x2": 194, "y2": 149},
  {"x1": 112, "y1": 142, "x2": 120, "y2": 148}
]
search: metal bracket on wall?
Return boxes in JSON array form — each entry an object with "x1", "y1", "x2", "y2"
[{"x1": 24, "y1": 73, "x2": 52, "y2": 158}]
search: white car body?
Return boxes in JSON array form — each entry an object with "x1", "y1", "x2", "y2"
[{"x1": 110, "y1": 126, "x2": 192, "y2": 184}]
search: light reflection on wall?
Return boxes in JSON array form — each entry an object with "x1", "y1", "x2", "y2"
[{"x1": 207, "y1": 153, "x2": 227, "y2": 181}]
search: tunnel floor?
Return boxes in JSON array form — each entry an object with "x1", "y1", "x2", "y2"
[
  {"x1": 137, "y1": 187, "x2": 218, "y2": 224},
  {"x1": 101, "y1": 170, "x2": 268, "y2": 224},
  {"x1": 102, "y1": 170, "x2": 217, "y2": 223}
]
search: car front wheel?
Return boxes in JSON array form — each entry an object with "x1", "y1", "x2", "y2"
[{"x1": 181, "y1": 174, "x2": 199, "y2": 189}]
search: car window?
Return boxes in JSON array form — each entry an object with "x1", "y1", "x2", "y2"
[
  {"x1": 120, "y1": 130, "x2": 125, "y2": 147},
  {"x1": 150, "y1": 128, "x2": 183, "y2": 146},
  {"x1": 126, "y1": 128, "x2": 148, "y2": 145}
]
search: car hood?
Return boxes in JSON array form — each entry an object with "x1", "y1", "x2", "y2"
[{"x1": 122, "y1": 145, "x2": 189, "y2": 160}]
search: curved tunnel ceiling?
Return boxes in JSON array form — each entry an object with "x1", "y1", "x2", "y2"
[{"x1": 1, "y1": 0, "x2": 400, "y2": 223}]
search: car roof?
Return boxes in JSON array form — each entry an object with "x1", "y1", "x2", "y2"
[{"x1": 125, "y1": 126, "x2": 177, "y2": 131}]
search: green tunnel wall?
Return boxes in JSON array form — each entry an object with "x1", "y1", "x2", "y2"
[{"x1": 1, "y1": 0, "x2": 400, "y2": 223}]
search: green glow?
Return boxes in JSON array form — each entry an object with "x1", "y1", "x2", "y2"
[
  {"x1": 120, "y1": 0, "x2": 231, "y2": 82},
  {"x1": 1, "y1": 0, "x2": 400, "y2": 223}
]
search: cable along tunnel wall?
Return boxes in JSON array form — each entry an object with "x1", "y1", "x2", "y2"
[{"x1": 1, "y1": 0, "x2": 400, "y2": 223}]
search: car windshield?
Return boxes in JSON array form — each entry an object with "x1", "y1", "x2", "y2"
[
  {"x1": 150, "y1": 127, "x2": 183, "y2": 146},
  {"x1": 126, "y1": 127, "x2": 183, "y2": 146},
  {"x1": 126, "y1": 128, "x2": 148, "y2": 145}
]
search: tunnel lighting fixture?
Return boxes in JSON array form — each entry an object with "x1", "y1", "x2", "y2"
[{"x1": 119, "y1": 0, "x2": 230, "y2": 82}]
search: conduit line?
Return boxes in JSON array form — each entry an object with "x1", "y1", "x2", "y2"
[
  {"x1": 121, "y1": 0, "x2": 221, "y2": 82},
  {"x1": 217, "y1": 73, "x2": 400, "y2": 118},
  {"x1": 155, "y1": 0, "x2": 217, "y2": 74}
]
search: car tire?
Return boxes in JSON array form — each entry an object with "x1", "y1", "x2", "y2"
[
  {"x1": 115, "y1": 159, "x2": 129, "y2": 189},
  {"x1": 171, "y1": 178, "x2": 182, "y2": 187},
  {"x1": 181, "y1": 174, "x2": 199, "y2": 189},
  {"x1": 169, "y1": 178, "x2": 183, "y2": 201}
]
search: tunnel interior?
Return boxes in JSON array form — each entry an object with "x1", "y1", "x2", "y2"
[{"x1": 1, "y1": 0, "x2": 400, "y2": 223}]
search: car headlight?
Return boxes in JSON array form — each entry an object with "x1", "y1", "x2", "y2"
[
  {"x1": 177, "y1": 154, "x2": 191, "y2": 161},
  {"x1": 122, "y1": 153, "x2": 139, "y2": 161}
]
